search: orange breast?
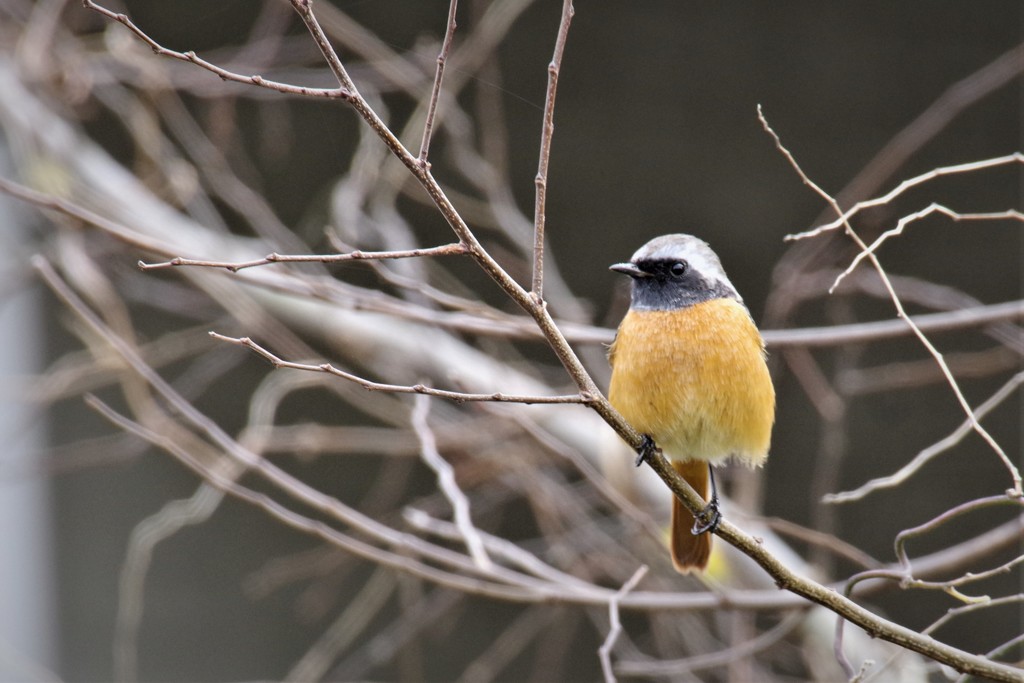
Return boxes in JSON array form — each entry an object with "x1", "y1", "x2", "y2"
[{"x1": 608, "y1": 299, "x2": 775, "y2": 465}]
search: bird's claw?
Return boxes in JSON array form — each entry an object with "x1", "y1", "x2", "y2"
[
  {"x1": 691, "y1": 500, "x2": 721, "y2": 535},
  {"x1": 635, "y1": 435, "x2": 657, "y2": 467}
]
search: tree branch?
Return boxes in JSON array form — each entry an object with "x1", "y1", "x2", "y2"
[
  {"x1": 210, "y1": 332, "x2": 591, "y2": 405},
  {"x1": 138, "y1": 243, "x2": 469, "y2": 272},
  {"x1": 531, "y1": 0, "x2": 574, "y2": 298},
  {"x1": 417, "y1": 0, "x2": 458, "y2": 164}
]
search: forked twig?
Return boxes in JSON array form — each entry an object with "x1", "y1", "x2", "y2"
[
  {"x1": 787, "y1": 152, "x2": 1024, "y2": 243},
  {"x1": 759, "y1": 105, "x2": 1022, "y2": 498},
  {"x1": 830, "y1": 204, "x2": 1024, "y2": 292},
  {"x1": 598, "y1": 565, "x2": 647, "y2": 683}
]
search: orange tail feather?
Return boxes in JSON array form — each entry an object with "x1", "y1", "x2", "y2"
[{"x1": 670, "y1": 460, "x2": 711, "y2": 572}]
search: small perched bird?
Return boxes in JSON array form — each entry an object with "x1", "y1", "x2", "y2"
[{"x1": 607, "y1": 234, "x2": 775, "y2": 572}]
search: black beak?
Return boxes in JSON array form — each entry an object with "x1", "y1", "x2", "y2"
[{"x1": 609, "y1": 262, "x2": 648, "y2": 278}]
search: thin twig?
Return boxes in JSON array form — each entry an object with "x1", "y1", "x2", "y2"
[
  {"x1": 139, "y1": 243, "x2": 469, "y2": 272},
  {"x1": 614, "y1": 611, "x2": 805, "y2": 678},
  {"x1": 531, "y1": 0, "x2": 575, "y2": 298},
  {"x1": 825, "y1": 371, "x2": 1024, "y2": 503},
  {"x1": 82, "y1": 0, "x2": 349, "y2": 99},
  {"x1": 910, "y1": 554, "x2": 1024, "y2": 596},
  {"x1": 598, "y1": 565, "x2": 647, "y2": 683},
  {"x1": 418, "y1": 0, "x2": 458, "y2": 164},
  {"x1": 894, "y1": 495, "x2": 1024, "y2": 571},
  {"x1": 882, "y1": 595, "x2": 1024, "y2": 683},
  {"x1": 410, "y1": 394, "x2": 492, "y2": 570},
  {"x1": 210, "y1": 332, "x2": 590, "y2": 405},
  {"x1": 787, "y1": 152, "x2": 1024, "y2": 243}
]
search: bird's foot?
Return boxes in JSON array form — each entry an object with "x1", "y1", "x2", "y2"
[
  {"x1": 635, "y1": 435, "x2": 657, "y2": 467},
  {"x1": 691, "y1": 499, "x2": 721, "y2": 535}
]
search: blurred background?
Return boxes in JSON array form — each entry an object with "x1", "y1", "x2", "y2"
[{"x1": 0, "y1": 1, "x2": 1021, "y2": 681}]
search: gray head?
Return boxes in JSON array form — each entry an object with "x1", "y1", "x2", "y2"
[{"x1": 610, "y1": 234, "x2": 742, "y2": 311}]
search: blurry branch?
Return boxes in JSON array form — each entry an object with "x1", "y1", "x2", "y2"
[
  {"x1": 36, "y1": 255, "x2": 615, "y2": 604},
  {"x1": 759, "y1": 517, "x2": 882, "y2": 570},
  {"x1": 30, "y1": 159, "x2": 1023, "y2": 682},
  {"x1": 285, "y1": 568, "x2": 397, "y2": 683},
  {"x1": 410, "y1": 395, "x2": 492, "y2": 570},
  {"x1": 766, "y1": 298, "x2": 1024, "y2": 348},
  {"x1": 761, "y1": 106, "x2": 1023, "y2": 499},
  {"x1": 614, "y1": 612, "x2": 804, "y2": 679},
  {"x1": 598, "y1": 565, "x2": 647, "y2": 683}
]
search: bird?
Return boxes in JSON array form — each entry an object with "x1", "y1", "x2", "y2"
[{"x1": 607, "y1": 234, "x2": 775, "y2": 572}]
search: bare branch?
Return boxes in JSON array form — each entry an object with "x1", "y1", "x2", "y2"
[
  {"x1": 418, "y1": 0, "x2": 458, "y2": 164},
  {"x1": 36, "y1": 7, "x2": 1024, "y2": 680},
  {"x1": 210, "y1": 332, "x2": 590, "y2": 405},
  {"x1": 787, "y1": 152, "x2": 1024, "y2": 243},
  {"x1": 532, "y1": 0, "x2": 575, "y2": 298},
  {"x1": 894, "y1": 495, "x2": 1024, "y2": 571},
  {"x1": 82, "y1": 0, "x2": 350, "y2": 99},
  {"x1": 825, "y1": 371, "x2": 1024, "y2": 503},
  {"x1": 285, "y1": 569, "x2": 397, "y2": 682},
  {"x1": 410, "y1": 394, "x2": 492, "y2": 570},
  {"x1": 139, "y1": 243, "x2": 469, "y2": 272}
]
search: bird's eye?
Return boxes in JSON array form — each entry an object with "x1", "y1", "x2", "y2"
[{"x1": 670, "y1": 262, "x2": 687, "y2": 277}]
